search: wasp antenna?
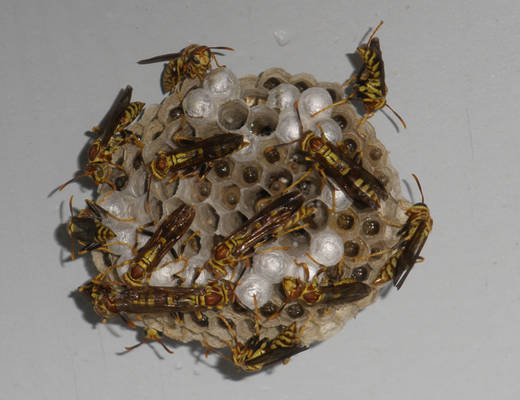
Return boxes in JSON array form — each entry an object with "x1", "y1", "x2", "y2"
[
  {"x1": 253, "y1": 295, "x2": 261, "y2": 336},
  {"x1": 385, "y1": 103, "x2": 407, "y2": 129},
  {"x1": 217, "y1": 314, "x2": 239, "y2": 344},
  {"x1": 59, "y1": 173, "x2": 86, "y2": 191},
  {"x1": 266, "y1": 137, "x2": 302, "y2": 151},
  {"x1": 67, "y1": 195, "x2": 77, "y2": 260},
  {"x1": 209, "y1": 46, "x2": 234, "y2": 52},
  {"x1": 411, "y1": 174, "x2": 425, "y2": 203},
  {"x1": 68, "y1": 196, "x2": 75, "y2": 216},
  {"x1": 295, "y1": 308, "x2": 318, "y2": 344},
  {"x1": 368, "y1": 21, "x2": 384, "y2": 46}
]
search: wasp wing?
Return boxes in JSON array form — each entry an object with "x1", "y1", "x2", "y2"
[
  {"x1": 393, "y1": 220, "x2": 429, "y2": 289},
  {"x1": 138, "y1": 52, "x2": 182, "y2": 64},
  {"x1": 244, "y1": 345, "x2": 309, "y2": 369},
  {"x1": 97, "y1": 86, "x2": 133, "y2": 148}
]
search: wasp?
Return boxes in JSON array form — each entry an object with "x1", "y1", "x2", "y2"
[
  {"x1": 279, "y1": 126, "x2": 388, "y2": 210},
  {"x1": 267, "y1": 263, "x2": 372, "y2": 319},
  {"x1": 311, "y1": 21, "x2": 406, "y2": 136},
  {"x1": 80, "y1": 278, "x2": 236, "y2": 340},
  {"x1": 147, "y1": 133, "x2": 247, "y2": 211},
  {"x1": 374, "y1": 174, "x2": 432, "y2": 289},
  {"x1": 67, "y1": 197, "x2": 116, "y2": 260},
  {"x1": 78, "y1": 281, "x2": 183, "y2": 353},
  {"x1": 78, "y1": 279, "x2": 205, "y2": 322},
  {"x1": 59, "y1": 86, "x2": 144, "y2": 200},
  {"x1": 199, "y1": 191, "x2": 306, "y2": 281},
  {"x1": 217, "y1": 315, "x2": 311, "y2": 372},
  {"x1": 138, "y1": 44, "x2": 234, "y2": 95},
  {"x1": 281, "y1": 274, "x2": 372, "y2": 307},
  {"x1": 67, "y1": 196, "x2": 136, "y2": 260},
  {"x1": 149, "y1": 133, "x2": 246, "y2": 182},
  {"x1": 116, "y1": 204, "x2": 195, "y2": 286},
  {"x1": 304, "y1": 132, "x2": 387, "y2": 209},
  {"x1": 269, "y1": 107, "x2": 388, "y2": 210}
]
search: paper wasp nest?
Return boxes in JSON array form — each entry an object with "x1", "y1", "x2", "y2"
[{"x1": 89, "y1": 66, "x2": 407, "y2": 351}]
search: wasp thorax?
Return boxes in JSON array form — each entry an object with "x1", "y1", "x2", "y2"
[{"x1": 308, "y1": 136, "x2": 324, "y2": 152}]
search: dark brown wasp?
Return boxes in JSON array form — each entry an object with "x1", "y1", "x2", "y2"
[
  {"x1": 273, "y1": 121, "x2": 388, "y2": 210},
  {"x1": 67, "y1": 196, "x2": 115, "y2": 260},
  {"x1": 373, "y1": 174, "x2": 432, "y2": 289},
  {"x1": 300, "y1": 130, "x2": 388, "y2": 210},
  {"x1": 269, "y1": 102, "x2": 388, "y2": 210},
  {"x1": 138, "y1": 44, "x2": 234, "y2": 95},
  {"x1": 78, "y1": 279, "x2": 204, "y2": 322},
  {"x1": 267, "y1": 261, "x2": 372, "y2": 319},
  {"x1": 311, "y1": 21, "x2": 406, "y2": 136},
  {"x1": 280, "y1": 273, "x2": 372, "y2": 309},
  {"x1": 104, "y1": 204, "x2": 195, "y2": 286},
  {"x1": 59, "y1": 86, "x2": 144, "y2": 201},
  {"x1": 147, "y1": 132, "x2": 247, "y2": 210},
  {"x1": 198, "y1": 191, "x2": 306, "y2": 281},
  {"x1": 217, "y1": 313, "x2": 311, "y2": 372},
  {"x1": 149, "y1": 133, "x2": 246, "y2": 182},
  {"x1": 67, "y1": 196, "x2": 136, "y2": 260},
  {"x1": 79, "y1": 279, "x2": 236, "y2": 351},
  {"x1": 78, "y1": 280, "x2": 186, "y2": 354}
]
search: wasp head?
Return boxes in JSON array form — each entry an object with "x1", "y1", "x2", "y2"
[
  {"x1": 185, "y1": 45, "x2": 212, "y2": 77},
  {"x1": 150, "y1": 152, "x2": 172, "y2": 180},
  {"x1": 281, "y1": 276, "x2": 304, "y2": 300}
]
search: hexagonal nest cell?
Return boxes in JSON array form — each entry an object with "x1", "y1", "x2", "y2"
[{"x1": 65, "y1": 58, "x2": 426, "y2": 372}]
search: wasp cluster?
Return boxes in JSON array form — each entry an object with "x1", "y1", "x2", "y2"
[
  {"x1": 88, "y1": 66, "x2": 404, "y2": 347},
  {"x1": 67, "y1": 54, "x2": 413, "y2": 369}
]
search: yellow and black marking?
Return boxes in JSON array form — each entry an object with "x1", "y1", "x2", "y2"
[
  {"x1": 67, "y1": 196, "x2": 117, "y2": 260},
  {"x1": 374, "y1": 174, "x2": 433, "y2": 289},
  {"x1": 119, "y1": 204, "x2": 195, "y2": 286},
  {"x1": 310, "y1": 21, "x2": 405, "y2": 135},
  {"x1": 217, "y1": 315, "x2": 309, "y2": 372},
  {"x1": 200, "y1": 192, "x2": 305, "y2": 281},
  {"x1": 138, "y1": 44, "x2": 234, "y2": 95},
  {"x1": 149, "y1": 133, "x2": 245, "y2": 181},
  {"x1": 59, "y1": 86, "x2": 144, "y2": 201},
  {"x1": 300, "y1": 132, "x2": 387, "y2": 210},
  {"x1": 186, "y1": 281, "x2": 236, "y2": 310},
  {"x1": 276, "y1": 271, "x2": 372, "y2": 319},
  {"x1": 114, "y1": 101, "x2": 145, "y2": 133}
]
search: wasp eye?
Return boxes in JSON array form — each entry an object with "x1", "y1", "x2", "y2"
[{"x1": 193, "y1": 56, "x2": 200, "y2": 64}]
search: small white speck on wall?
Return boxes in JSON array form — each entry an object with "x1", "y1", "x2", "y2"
[{"x1": 273, "y1": 30, "x2": 290, "y2": 46}]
